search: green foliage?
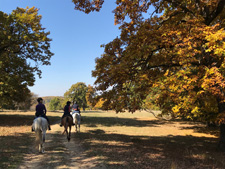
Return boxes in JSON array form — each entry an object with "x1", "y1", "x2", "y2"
[
  {"x1": 2, "y1": 90, "x2": 33, "y2": 110},
  {"x1": 49, "y1": 97, "x2": 63, "y2": 111},
  {"x1": 64, "y1": 82, "x2": 88, "y2": 108},
  {"x1": 143, "y1": 88, "x2": 160, "y2": 111},
  {"x1": 0, "y1": 7, "x2": 53, "y2": 108}
]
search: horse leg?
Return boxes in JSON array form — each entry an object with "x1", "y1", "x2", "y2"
[
  {"x1": 38, "y1": 132, "x2": 45, "y2": 153},
  {"x1": 65, "y1": 121, "x2": 70, "y2": 141},
  {"x1": 68, "y1": 126, "x2": 71, "y2": 142},
  {"x1": 39, "y1": 144, "x2": 42, "y2": 153},
  {"x1": 65, "y1": 128, "x2": 68, "y2": 138},
  {"x1": 62, "y1": 130, "x2": 66, "y2": 135},
  {"x1": 75, "y1": 123, "x2": 77, "y2": 132},
  {"x1": 36, "y1": 131, "x2": 42, "y2": 153},
  {"x1": 38, "y1": 143, "x2": 44, "y2": 153},
  {"x1": 75, "y1": 118, "x2": 79, "y2": 132},
  {"x1": 41, "y1": 131, "x2": 46, "y2": 153},
  {"x1": 64, "y1": 123, "x2": 69, "y2": 141},
  {"x1": 42, "y1": 131, "x2": 46, "y2": 143}
]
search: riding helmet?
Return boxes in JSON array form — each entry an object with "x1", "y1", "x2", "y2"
[{"x1": 37, "y1": 98, "x2": 43, "y2": 102}]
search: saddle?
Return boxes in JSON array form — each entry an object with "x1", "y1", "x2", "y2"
[{"x1": 72, "y1": 110, "x2": 79, "y2": 115}]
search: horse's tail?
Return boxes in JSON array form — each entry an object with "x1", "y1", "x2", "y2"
[
  {"x1": 34, "y1": 118, "x2": 47, "y2": 144},
  {"x1": 36, "y1": 130, "x2": 42, "y2": 144},
  {"x1": 35, "y1": 119, "x2": 42, "y2": 144},
  {"x1": 75, "y1": 113, "x2": 80, "y2": 125},
  {"x1": 64, "y1": 116, "x2": 69, "y2": 132}
]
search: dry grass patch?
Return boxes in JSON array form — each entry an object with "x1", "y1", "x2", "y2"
[
  {"x1": 75, "y1": 110, "x2": 225, "y2": 169},
  {"x1": 0, "y1": 111, "x2": 61, "y2": 169}
]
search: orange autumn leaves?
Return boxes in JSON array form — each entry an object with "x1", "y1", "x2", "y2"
[{"x1": 73, "y1": 0, "x2": 225, "y2": 123}]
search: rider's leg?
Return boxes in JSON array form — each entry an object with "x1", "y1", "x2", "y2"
[
  {"x1": 44, "y1": 116, "x2": 51, "y2": 130},
  {"x1": 70, "y1": 114, "x2": 75, "y2": 125},
  {"x1": 60, "y1": 114, "x2": 65, "y2": 127}
]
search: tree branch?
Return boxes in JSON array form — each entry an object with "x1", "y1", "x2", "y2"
[{"x1": 205, "y1": 0, "x2": 225, "y2": 25}]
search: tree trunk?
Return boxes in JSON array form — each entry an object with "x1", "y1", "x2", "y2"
[
  {"x1": 217, "y1": 98, "x2": 225, "y2": 151},
  {"x1": 219, "y1": 124, "x2": 225, "y2": 151}
]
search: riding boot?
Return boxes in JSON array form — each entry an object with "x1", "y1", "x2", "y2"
[{"x1": 48, "y1": 125, "x2": 51, "y2": 130}]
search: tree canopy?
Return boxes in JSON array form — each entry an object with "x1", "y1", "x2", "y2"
[
  {"x1": 74, "y1": 0, "x2": 225, "y2": 120},
  {"x1": 86, "y1": 84, "x2": 97, "y2": 109},
  {"x1": 0, "y1": 7, "x2": 53, "y2": 108},
  {"x1": 64, "y1": 82, "x2": 88, "y2": 108},
  {"x1": 73, "y1": 0, "x2": 225, "y2": 149},
  {"x1": 49, "y1": 97, "x2": 63, "y2": 111}
]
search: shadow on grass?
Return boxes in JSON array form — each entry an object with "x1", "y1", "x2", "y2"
[
  {"x1": 32, "y1": 131, "x2": 77, "y2": 168},
  {"x1": 0, "y1": 131, "x2": 77, "y2": 169},
  {"x1": 0, "y1": 133, "x2": 33, "y2": 169},
  {"x1": 74, "y1": 115, "x2": 225, "y2": 169},
  {"x1": 180, "y1": 125, "x2": 220, "y2": 137},
  {"x1": 75, "y1": 130, "x2": 225, "y2": 169},
  {"x1": 1, "y1": 113, "x2": 224, "y2": 169},
  {"x1": 0, "y1": 114, "x2": 60, "y2": 126},
  {"x1": 1, "y1": 129, "x2": 224, "y2": 169},
  {"x1": 82, "y1": 116, "x2": 171, "y2": 127},
  {"x1": 82, "y1": 116, "x2": 219, "y2": 137}
]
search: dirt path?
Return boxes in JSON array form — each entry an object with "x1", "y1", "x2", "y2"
[{"x1": 19, "y1": 123, "x2": 106, "y2": 169}]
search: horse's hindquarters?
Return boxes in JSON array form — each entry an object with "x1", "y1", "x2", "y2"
[
  {"x1": 73, "y1": 113, "x2": 81, "y2": 132},
  {"x1": 33, "y1": 117, "x2": 48, "y2": 131},
  {"x1": 61, "y1": 116, "x2": 73, "y2": 126},
  {"x1": 33, "y1": 117, "x2": 48, "y2": 153},
  {"x1": 62, "y1": 116, "x2": 73, "y2": 141}
]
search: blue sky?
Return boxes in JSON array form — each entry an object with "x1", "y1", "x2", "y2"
[{"x1": 0, "y1": 0, "x2": 120, "y2": 97}]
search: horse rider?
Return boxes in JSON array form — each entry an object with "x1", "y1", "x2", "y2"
[
  {"x1": 32, "y1": 97, "x2": 51, "y2": 131},
  {"x1": 72, "y1": 101, "x2": 80, "y2": 112},
  {"x1": 60, "y1": 101, "x2": 73, "y2": 127},
  {"x1": 72, "y1": 101, "x2": 81, "y2": 121}
]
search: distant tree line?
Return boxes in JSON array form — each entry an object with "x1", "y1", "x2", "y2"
[{"x1": 1, "y1": 82, "x2": 104, "y2": 111}]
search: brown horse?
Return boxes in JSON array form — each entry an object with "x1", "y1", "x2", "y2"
[{"x1": 61, "y1": 116, "x2": 73, "y2": 141}]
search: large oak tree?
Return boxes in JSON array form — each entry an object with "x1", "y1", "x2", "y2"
[
  {"x1": 64, "y1": 82, "x2": 88, "y2": 109},
  {"x1": 73, "y1": 0, "x2": 225, "y2": 149},
  {"x1": 0, "y1": 7, "x2": 53, "y2": 107}
]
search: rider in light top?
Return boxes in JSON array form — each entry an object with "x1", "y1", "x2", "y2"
[
  {"x1": 72, "y1": 101, "x2": 81, "y2": 121},
  {"x1": 72, "y1": 101, "x2": 80, "y2": 113},
  {"x1": 33, "y1": 97, "x2": 51, "y2": 131}
]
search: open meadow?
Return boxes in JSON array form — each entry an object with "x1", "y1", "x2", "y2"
[{"x1": 1, "y1": 110, "x2": 225, "y2": 169}]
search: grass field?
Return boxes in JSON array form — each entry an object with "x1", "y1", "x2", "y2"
[
  {"x1": 1, "y1": 110, "x2": 225, "y2": 169},
  {"x1": 0, "y1": 111, "x2": 61, "y2": 168},
  {"x1": 77, "y1": 111, "x2": 224, "y2": 169}
]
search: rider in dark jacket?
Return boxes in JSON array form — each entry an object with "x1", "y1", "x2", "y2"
[
  {"x1": 32, "y1": 98, "x2": 51, "y2": 131},
  {"x1": 60, "y1": 101, "x2": 73, "y2": 126}
]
